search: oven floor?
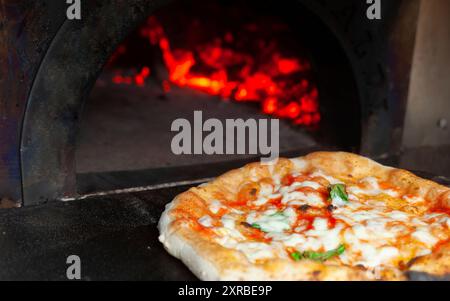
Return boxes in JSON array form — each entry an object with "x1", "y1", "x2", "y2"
[
  {"x1": 76, "y1": 80, "x2": 317, "y2": 174},
  {"x1": 0, "y1": 185, "x2": 198, "y2": 280}
]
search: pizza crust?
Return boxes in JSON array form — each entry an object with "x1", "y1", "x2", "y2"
[{"x1": 158, "y1": 152, "x2": 450, "y2": 280}]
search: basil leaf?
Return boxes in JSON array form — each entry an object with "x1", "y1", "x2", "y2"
[
  {"x1": 290, "y1": 251, "x2": 302, "y2": 261},
  {"x1": 329, "y1": 184, "x2": 348, "y2": 203},
  {"x1": 289, "y1": 245, "x2": 346, "y2": 262},
  {"x1": 270, "y1": 211, "x2": 285, "y2": 217},
  {"x1": 251, "y1": 223, "x2": 261, "y2": 230},
  {"x1": 302, "y1": 244, "x2": 346, "y2": 262},
  {"x1": 336, "y1": 244, "x2": 346, "y2": 255}
]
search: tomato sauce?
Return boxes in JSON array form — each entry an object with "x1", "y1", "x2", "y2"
[
  {"x1": 281, "y1": 174, "x2": 309, "y2": 186},
  {"x1": 433, "y1": 238, "x2": 450, "y2": 252},
  {"x1": 227, "y1": 200, "x2": 248, "y2": 207},
  {"x1": 267, "y1": 196, "x2": 283, "y2": 209},
  {"x1": 430, "y1": 206, "x2": 450, "y2": 216}
]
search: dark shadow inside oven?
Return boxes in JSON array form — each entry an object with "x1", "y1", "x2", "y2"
[{"x1": 75, "y1": 0, "x2": 361, "y2": 194}]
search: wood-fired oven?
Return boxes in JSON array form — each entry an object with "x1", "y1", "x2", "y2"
[{"x1": 0, "y1": 0, "x2": 448, "y2": 280}]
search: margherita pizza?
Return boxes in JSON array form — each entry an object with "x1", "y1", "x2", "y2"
[{"x1": 158, "y1": 152, "x2": 450, "y2": 280}]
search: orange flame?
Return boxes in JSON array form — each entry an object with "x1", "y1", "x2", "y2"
[{"x1": 113, "y1": 16, "x2": 320, "y2": 126}]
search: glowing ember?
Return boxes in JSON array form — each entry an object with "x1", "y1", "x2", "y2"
[
  {"x1": 111, "y1": 16, "x2": 320, "y2": 126},
  {"x1": 113, "y1": 66, "x2": 151, "y2": 86}
]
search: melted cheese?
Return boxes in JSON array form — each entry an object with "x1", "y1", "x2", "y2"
[
  {"x1": 358, "y1": 245, "x2": 399, "y2": 268},
  {"x1": 313, "y1": 217, "x2": 328, "y2": 231},
  {"x1": 283, "y1": 207, "x2": 298, "y2": 225},
  {"x1": 234, "y1": 242, "x2": 285, "y2": 262},
  {"x1": 252, "y1": 182, "x2": 281, "y2": 206},
  {"x1": 403, "y1": 195, "x2": 424, "y2": 204},
  {"x1": 281, "y1": 191, "x2": 325, "y2": 207},
  {"x1": 293, "y1": 181, "x2": 321, "y2": 190},
  {"x1": 209, "y1": 200, "x2": 224, "y2": 214},
  {"x1": 198, "y1": 215, "x2": 213, "y2": 227},
  {"x1": 331, "y1": 194, "x2": 348, "y2": 207},
  {"x1": 310, "y1": 170, "x2": 342, "y2": 184},
  {"x1": 246, "y1": 210, "x2": 291, "y2": 233},
  {"x1": 204, "y1": 168, "x2": 449, "y2": 272},
  {"x1": 221, "y1": 214, "x2": 236, "y2": 229},
  {"x1": 349, "y1": 177, "x2": 398, "y2": 197},
  {"x1": 304, "y1": 223, "x2": 343, "y2": 251},
  {"x1": 412, "y1": 228, "x2": 438, "y2": 246},
  {"x1": 268, "y1": 232, "x2": 306, "y2": 247}
]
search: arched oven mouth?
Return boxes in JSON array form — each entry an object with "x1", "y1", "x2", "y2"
[
  {"x1": 8, "y1": 0, "x2": 441, "y2": 209},
  {"x1": 75, "y1": 0, "x2": 361, "y2": 194},
  {"x1": 20, "y1": 0, "x2": 373, "y2": 205},
  {"x1": 17, "y1": 0, "x2": 421, "y2": 205}
]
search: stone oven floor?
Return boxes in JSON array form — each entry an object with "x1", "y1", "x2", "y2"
[
  {"x1": 77, "y1": 80, "x2": 450, "y2": 178},
  {"x1": 76, "y1": 81, "x2": 317, "y2": 174}
]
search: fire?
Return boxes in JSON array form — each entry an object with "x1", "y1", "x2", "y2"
[
  {"x1": 112, "y1": 16, "x2": 320, "y2": 126},
  {"x1": 112, "y1": 66, "x2": 150, "y2": 86}
]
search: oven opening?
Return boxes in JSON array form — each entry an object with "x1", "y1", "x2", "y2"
[{"x1": 75, "y1": 0, "x2": 361, "y2": 193}]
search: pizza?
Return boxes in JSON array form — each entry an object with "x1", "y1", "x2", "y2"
[{"x1": 158, "y1": 152, "x2": 450, "y2": 280}]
